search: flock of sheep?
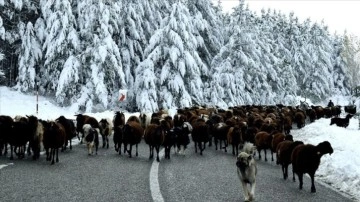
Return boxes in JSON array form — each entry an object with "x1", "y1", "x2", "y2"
[{"x1": 0, "y1": 103, "x2": 353, "y2": 196}]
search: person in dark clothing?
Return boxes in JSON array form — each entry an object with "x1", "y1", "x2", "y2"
[{"x1": 328, "y1": 100, "x2": 334, "y2": 107}]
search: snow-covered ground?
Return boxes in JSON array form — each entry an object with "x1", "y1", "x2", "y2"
[{"x1": 0, "y1": 86, "x2": 359, "y2": 200}]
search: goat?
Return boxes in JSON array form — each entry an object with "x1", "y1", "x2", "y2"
[
  {"x1": 291, "y1": 141, "x2": 333, "y2": 192},
  {"x1": 330, "y1": 114, "x2": 353, "y2": 128}
]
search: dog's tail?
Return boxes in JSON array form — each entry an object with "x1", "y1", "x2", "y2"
[{"x1": 242, "y1": 142, "x2": 256, "y2": 156}]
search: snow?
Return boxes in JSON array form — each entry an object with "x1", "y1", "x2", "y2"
[{"x1": 0, "y1": 86, "x2": 359, "y2": 200}]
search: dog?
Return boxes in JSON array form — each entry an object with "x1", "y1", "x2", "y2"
[{"x1": 236, "y1": 143, "x2": 257, "y2": 201}]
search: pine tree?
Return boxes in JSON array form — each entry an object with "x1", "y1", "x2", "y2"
[
  {"x1": 137, "y1": 1, "x2": 207, "y2": 111},
  {"x1": 40, "y1": 0, "x2": 79, "y2": 98},
  {"x1": 16, "y1": 22, "x2": 42, "y2": 92},
  {"x1": 76, "y1": 0, "x2": 125, "y2": 112}
]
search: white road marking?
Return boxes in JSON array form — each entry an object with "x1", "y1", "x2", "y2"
[
  {"x1": 149, "y1": 148, "x2": 165, "y2": 202},
  {"x1": 0, "y1": 163, "x2": 14, "y2": 170}
]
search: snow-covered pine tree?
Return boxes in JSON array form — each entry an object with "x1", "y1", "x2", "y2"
[
  {"x1": 138, "y1": 1, "x2": 208, "y2": 110},
  {"x1": 332, "y1": 33, "x2": 351, "y2": 95},
  {"x1": 187, "y1": 0, "x2": 224, "y2": 105},
  {"x1": 76, "y1": 0, "x2": 125, "y2": 112},
  {"x1": 301, "y1": 22, "x2": 334, "y2": 102},
  {"x1": 40, "y1": 0, "x2": 79, "y2": 99},
  {"x1": 117, "y1": 1, "x2": 148, "y2": 111},
  {"x1": 0, "y1": 0, "x2": 39, "y2": 86},
  {"x1": 16, "y1": 22, "x2": 42, "y2": 92}
]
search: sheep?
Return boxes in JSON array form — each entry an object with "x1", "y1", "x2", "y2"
[
  {"x1": 113, "y1": 125, "x2": 124, "y2": 155},
  {"x1": 0, "y1": 115, "x2": 14, "y2": 156},
  {"x1": 344, "y1": 105, "x2": 356, "y2": 114},
  {"x1": 127, "y1": 115, "x2": 141, "y2": 124},
  {"x1": 55, "y1": 116, "x2": 77, "y2": 151},
  {"x1": 227, "y1": 126, "x2": 243, "y2": 156},
  {"x1": 113, "y1": 111, "x2": 125, "y2": 127},
  {"x1": 122, "y1": 121, "x2": 144, "y2": 158},
  {"x1": 330, "y1": 114, "x2": 353, "y2": 128},
  {"x1": 7, "y1": 116, "x2": 31, "y2": 160},
  {"x1": 75, "y1": 114, "x2": 99, "y2": 143},
  {"x1": 139, "y1": 113, "x2": 151, "y2": 129},
  {"x1": 82, "y1": 124, "x2": 99, "y2": 155},
  {"x1": 191, "y1": 119, "x2": 210, "y2": 155},
  {"x1": 271, "y1": 133, "x2": 293, "y2": 162},
  {"x1": 276, "y1": 140, "x2": 304, "y2": 180},
  {"x1": 99, "y1": 118, "x2": 113, "y2": 148},
  {"x1": 213, "y1": 122, "x2": 230, "y2": 152},
  {"x1": 254, "y1": 131, "x2": 273, "y2": 161},
  {"x1": 27, "y1": 115, "x2": 44, "y2": 160},
  {"x1": 291, "y1": 141, "x2": 333, "y2": 193},
  {"x1": 144, "y1": 124, "x2": 165, "y2": 162},
  {"x1": 294, "y1": 111, "x2": 306, "y2": 129},
  {"x1": 42, "y1": 121, "x2": 66, "y2": 164}
]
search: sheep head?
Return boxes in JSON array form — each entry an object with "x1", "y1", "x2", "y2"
[{"x1": 316, "y1": 141, "x2": 333, "y2": 156}]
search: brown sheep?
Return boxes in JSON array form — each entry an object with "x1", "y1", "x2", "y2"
[
  {"x1": 276, "y1": 140, "x2": 304, "y2": 180},
  {"x1": 122, "y1": 121, "x2": 144, "y2": 158},
  {"x1": 42, "y1": 121, "x2": 66, "y2": 164},
  {"x1": 291, "y1": 141, "x2": 333, "y2": 192},
  {"x1": 294, "y1": 111, "x2": 305, "y2": 129},
  {"x1": 227, "y1": 126, "x2": 243, "y2": 156},
  {"x1": 271, "y1": 133, "x2": 293, "y2": 162},
  {"x1": 254, "y1": 131, "x2": 273, "y2": 161},
  {"x1": 144, "y1": 124, "x2": 165, "y2": 162}
]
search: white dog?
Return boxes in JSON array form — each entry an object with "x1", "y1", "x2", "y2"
[{"x1": 236, "y1": 143, "x2": 257, "y2": 201}]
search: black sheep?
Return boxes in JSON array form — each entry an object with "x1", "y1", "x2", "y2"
[
  {"x1": 330, "y1": 114, "x2": 353, "y2": 128},
  {"x1": 291, "y1": 141, "x2": 333, "y2": 193}
]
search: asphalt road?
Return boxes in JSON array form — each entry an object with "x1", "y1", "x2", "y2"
[{"x1": 0, "y1": 139, "x2": 356, "y2": 202}]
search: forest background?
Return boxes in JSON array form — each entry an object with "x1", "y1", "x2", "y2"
[{"x1": 0, "y1": 0, "x2": 359, "y2": 113}]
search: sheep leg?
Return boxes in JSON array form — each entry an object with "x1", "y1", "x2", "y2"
[
  {"x1": 257, "y1": 149, "x2": 261, "y2": 160},
  {"x1": 292, "y1": 169, "x2": 296, "y2": 182},
  {"x1": 135, "y1": 144, "x2": 138, "y2": 157},
  {"x1": 264, "y1": 149, "x2": 268, "y2": 161},
  {"x1": 155, "y1": 145, "x2": 160, "y2": 162},
  {"x1": 149, "y1": 145, "x2": 153, "y2": 159},
  {"x1": 106, "y1": 136, "x2": 109, "y2": 149},
  {"x1": 51, "y1": 149, "x2": 55, "y2": 165},
  {"x1": 55, "y1": 149, "x2": 59, "y2": 162},
  {"x1": 298, "y1": 173, "x2": 303, "y2": 190},
  {"x1": 128, "y1": 144, "x2": 132, "y2": 158},
  {"x1": 194, "y1": 141, "x2": 198, "y2": 153},
  {"x1": 281, "y1": 165, "x2": 286, "y2": 179},
  {"x1": 10, "y1": 145, "x2": 14, "y2": 160},
  {"x1": 102, "y1": 135, "x2": 106, "y2": 148},
  {"x1": 310, "y1": 173, "x2": 316, "y2": 193}
]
